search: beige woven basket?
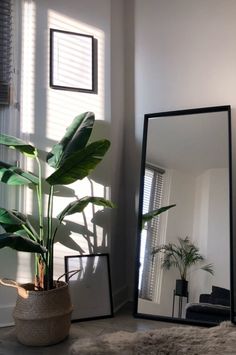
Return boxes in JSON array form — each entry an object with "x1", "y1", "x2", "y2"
[{"x1": 1, "y1": 279, "x2": 73, "y2": 346}]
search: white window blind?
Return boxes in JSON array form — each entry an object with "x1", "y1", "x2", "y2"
[
  {"x1": 0, "y1": 0, "x2": 12, "y2": 105},
  {"x1": 0, "y1": 0, "x2": 18, "y2": 212},
  {"x1": 139, "y1": 164, "x2": 164, "y2": 300}
]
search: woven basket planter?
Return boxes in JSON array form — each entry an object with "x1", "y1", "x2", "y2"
[{"x1": 12, "y1": 281, "x2": 73, "y2": 346}]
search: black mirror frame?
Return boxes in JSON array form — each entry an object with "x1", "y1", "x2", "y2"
[{"x1": 133, "y1": 105, "x2": 234, "y2": 327}]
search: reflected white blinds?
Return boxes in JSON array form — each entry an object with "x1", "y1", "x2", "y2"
[{"x1": 139, "y1": 164, "x2": 164, "y2": 300}]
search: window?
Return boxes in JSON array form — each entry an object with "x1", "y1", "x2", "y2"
[
  {"x1": 139, "y1": 164, "x2": 165, "y2": 301},
  {"x1": 0, "y1": 0, "x2": 12, "y2": 105}
]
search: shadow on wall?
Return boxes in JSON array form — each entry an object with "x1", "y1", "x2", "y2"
[
  {"x1": 51, "y1": 119, "x2": 114, "y2": 278},
  {"x1": 89, "y1": 120, "x2": 112, "y2": 186}
]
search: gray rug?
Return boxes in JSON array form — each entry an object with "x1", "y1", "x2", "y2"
[{"x1": 70, "y1": 321, "x2": 236, "y2": 354}]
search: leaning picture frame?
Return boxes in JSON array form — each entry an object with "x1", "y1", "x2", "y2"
[
  {"x1": 64, "y1": 253, "x2": 113, "y2": 321},
  {"x1": 50, "y1": 29, "x2": 96, "y2": 93}
]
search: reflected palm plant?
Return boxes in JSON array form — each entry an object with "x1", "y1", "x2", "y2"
[
  {"x1": 152, "y1": 236, "x2": 214, "y2": 281},
  {"x1": 0, "y1": 112, "x2": 115, "y2": 290}
]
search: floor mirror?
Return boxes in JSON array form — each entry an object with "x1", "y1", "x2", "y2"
[{"x1": 134, "y1": 105, "x2": 234, "y2": 326}]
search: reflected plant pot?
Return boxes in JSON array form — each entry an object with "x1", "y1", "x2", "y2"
[{"x1": 175, "y1": 279, "x2": 188, "y2": 297}]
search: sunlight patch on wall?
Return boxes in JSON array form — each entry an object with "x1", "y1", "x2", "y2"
[
  {"x1": 16, "y1": 0, "x2": 37, "y2": 283},
  {"x1": 17, "y1": 3, "x2": 111, "y2": 283},
  {"x1": 20, "y1": 0, "x2": 36, "y2": 136},
  {"x1": 53, "y1": 177, "x2": 111, "y2": 281},
  {"x1": 46, "y1": 10, "x2": 110, "y2": 278},
  {"x1": 19, "y1": 0, "x2": 36, "y2": 230}
]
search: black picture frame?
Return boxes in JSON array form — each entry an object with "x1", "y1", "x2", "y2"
[
  {"x1": 50, "y1": 29, "x2": 96, "y2": 93},
  {"x1": 65, "y1": 253, "x2": 113, "y2": 322}
]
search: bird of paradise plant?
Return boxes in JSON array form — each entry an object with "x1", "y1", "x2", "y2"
[{"x1": 0, "y1": 112, "x2": 114, "y2": 290}]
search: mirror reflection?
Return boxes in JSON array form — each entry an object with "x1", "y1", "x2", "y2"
[{"x1": 136, "y1": 107, "x2": 231, "y2": 325}]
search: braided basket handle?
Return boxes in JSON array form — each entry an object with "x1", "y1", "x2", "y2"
[
  {"x1": 0, "y1": 278, "x2": 20, "y2": 289},
  {"x1": 0, "y1": 278, "x2": 28, "y2": 298},
  {"x1": 57, "y1": 269, "x2": 80, "y2": 283}
]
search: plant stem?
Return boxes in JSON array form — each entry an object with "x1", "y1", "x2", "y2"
[
  {"x1": 21, "y1": 224, "x2": 38, "y2": 242},
  {"x1": 46, "y1": 185, "x2": 54, "y2": 289},
  {"x1": 31, "y1": 156, "x2": 44, "y2": 288},
  {"x1": 47, "y1": 185, "x2": 54, "y2": 252},
  {"x1": 35, "y1": 157, "x2": 44, "y2": 243}
]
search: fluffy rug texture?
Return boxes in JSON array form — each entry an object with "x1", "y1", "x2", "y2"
[{"x1": 70, "y1": 321, "x2": 236, "y2": 355}]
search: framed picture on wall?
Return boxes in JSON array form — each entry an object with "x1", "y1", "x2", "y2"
[
  {"x1": 50, "y1": 29, "x2": 96, "y2": 93},
  {"x1": 64, "y1": 253, "x2": 113, "y2": 321}
]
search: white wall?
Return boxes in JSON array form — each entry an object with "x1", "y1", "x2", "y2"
[
  {"x1": 208, "y1": 169, "x2": 230, "y2": 288},
  {"x1": 19, "y1": 0, "x2": 113, "y2": 277},
  {"x1": 161, "y1": 170, "x2": 195, "y2": 314},
  {"x1": 191, "y1": 169, "x2": 230, "y2": 300},
  {"x1": 135, "y1": 0, "x2": 236, "y2": 114}
]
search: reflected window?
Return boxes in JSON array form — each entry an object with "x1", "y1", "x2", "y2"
[{"x1": 139, "y1": 164, "x2": 165, "y2": 300}]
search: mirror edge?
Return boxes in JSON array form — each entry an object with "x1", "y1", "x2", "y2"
[{"x1": 229, "y1": 105, "x2": 236, "y2": 324}]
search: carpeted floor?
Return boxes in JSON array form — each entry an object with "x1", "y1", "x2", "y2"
[{"x1": 70, "y1": 321, "x2": 236, "y2": 355}]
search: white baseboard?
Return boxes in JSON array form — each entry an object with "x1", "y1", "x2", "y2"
[
  {"x1": 0, "y1": 305, "x2": 14, "y2": 327},
  {"x1": 113, "y1": 285, "x2": 129, "y2": 312}
]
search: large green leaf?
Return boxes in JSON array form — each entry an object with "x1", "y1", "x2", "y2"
[
  {"x1": 57, "y1": 196, "x2": 115, "y2": 222},
  {"x1": 46, "y1": 139, "x2": 110, "y2": 186},
  {"x1": 0, "y1": 233, "x2": 46, "y2": 254},
  {"x1": 0, "y1": 209, "x2": 39, "y2": 240},
  {"x1": 47, "y1": 112, "x2": 95, "y2": 169},
  {"x1": 0, "y1": 161, "x2": 39, "y2": 185},
  {"x1": 12, "y1": 210, "x2": 39, "y2": 237},
  {"x1": 0, "y1": 134, "x2": 37, "y2": 158},
  {"x1": 0, "y1": 208, "x2": 39, "y2": 241},
  {"x1": 0, "y1": 208, "x2": 23, "y2": 225},
  {"x1": 142, "y1": 204, "x2": 176, "y2": 228}
]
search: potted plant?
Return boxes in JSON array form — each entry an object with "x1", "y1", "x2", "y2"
[
  {"x1": 152, "y1": 236, "x2": 214, "y2": 297},
  {"x1": 0, "y1": 111, "x2": 114, "y2": 346}
]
